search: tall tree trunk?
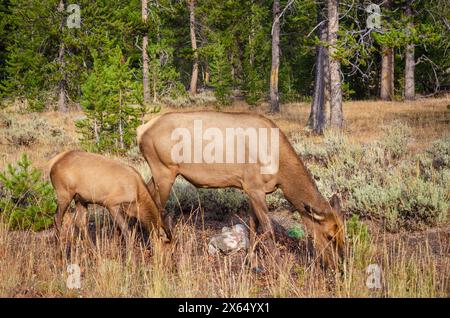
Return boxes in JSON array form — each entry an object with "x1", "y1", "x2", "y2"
[
  {"x1": 142, "y1": 0, "x2": 150, "y2": 103},
  {"x1": 57, "y1": 44, "x2": 67, "y2": 112},
  {"x1": 269, "y1": 0, "x2": 280, "y2": 113},
  {"x1": 249, "y1": 27, "x2": 255, "y2": 66},
  {"x1": 118, "y1": 90, "x2": 124, "y2": 150},
  {"x1": 231, "y1": 52, "x2": 235, "y2": 82},
  {"x1": 323, "y1": 41, "x2": 331, "y2": 124},
  {"x1": 381, "y1": 47, "x2": 394, "y2": 100},
  {"x1": 93, "y1": 118, "x2": 99, "y2": 144},
  {"x1": 308, "y1": 5, "x2": 328, "y2": 134},
  {"x1": 188, "y1": 0, "x2": 198, "y2": 96},
  {"x1": 380, "y1": 0, "x2": 394, "y2": 101},
  {"x1": 404, "y1": 0, "x2": 415, "y2": 100},
  {"x1": 57, "y1": 0, "x2": 67, "y2": 112},
  {"x1": 328, "y1": 0, "x2": 343, "y2": 129},
  {"x1": 203, "y1": 61, "x2": 210, "y2": 86}
]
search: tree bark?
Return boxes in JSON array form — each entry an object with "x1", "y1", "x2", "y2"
[
  {"x1": 142, "y1": 0, "x2": 151, "y2": 103},
  {"x1": 203, "y1": 61, "x2": 210, "y2": 86},
  {"x1": 188, "y1": 0, "x2": 198, "y2": 96},
  {"x1": 328, "y1": 0, "x2": 343, "y2": 129},
  {"x1": 57, "y1": 0, "x2": 67, "y2": 112},
  {"x1": 269, "y1": 0, "x2": 280, "y2": 113},
  {"x1": 308, "y1": 6, "x2": 328, "y2": 134},
  {"x1": 57, "y1": 44, "x2": 67, "y2": 112},
  {"x1": 323, "y1": 40, "x2": 331, "y2": 124},
  {"x1": 404, "y1": 0, "x2": 415, "y2": 100},
  {"x1": 93, "y1": 118, "x2": 99, "y2": 144},
  {"x1": 381, "y1": 47, "x2": 394, "y2": 100},
  {"x1": 380, "y1": 0, "x2": 394, "y2": 101},
  {"x1": 118, "y1": 89, "x2": 124, "y2": 150}
]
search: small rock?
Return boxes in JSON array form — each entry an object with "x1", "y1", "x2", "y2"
[{"x1": 208, "y1": 224, "x2": 249, "y2": 256}]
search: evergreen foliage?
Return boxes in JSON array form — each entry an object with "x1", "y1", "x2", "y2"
[
  {"x1": 207, "y1": 41, "x2": 233, "y2": 106},
  {"x1": 77, "y1": 47, "x2": 145, "y2": 153},
  {"x1": 0, "y1": 0, "x2": 448, "y2": 107},
  {"x1": 0, "y1": 154, "x2": 56, "y2": 231}
]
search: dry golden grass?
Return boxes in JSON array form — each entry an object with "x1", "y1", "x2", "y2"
[
  {"x1": 0, "y1": 213, "x2": 448, "y2": 297},
  {"x1": 0, "y1": 96, "x2": 449, "y2": 297}
]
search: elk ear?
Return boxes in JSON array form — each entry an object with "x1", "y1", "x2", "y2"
[
  {"x1": 330, "y1": 194, "x2": 341, "y2": 214},
  {"x1": 305, "y1": 204, "x2": 325, "y2": 222}
]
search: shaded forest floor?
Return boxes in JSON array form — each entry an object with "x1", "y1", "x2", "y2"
[{"x1": 0, "y1": 97, "x2": 449, "y2": 297}]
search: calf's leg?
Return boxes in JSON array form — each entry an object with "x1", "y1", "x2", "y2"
[
  {"x1": 108, "y1": 205, "x2": 132, "y2": 248},
  {"x1": 74, "y1": 201, "x2": 94, "y2": 248},
  {"x1": 54, "y1": 192, "x2": 74, "y2": 240}
]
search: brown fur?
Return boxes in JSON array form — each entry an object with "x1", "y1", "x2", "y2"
[
  {"x1": 137, "y1": 111, "x2": 344, "y2": 268},
  {"x1": 49, "y1": 151, "x2": 170, "y2": 245}
]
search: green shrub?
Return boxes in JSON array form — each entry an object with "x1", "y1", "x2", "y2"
[
  {"x1": 346, "y1": 214, "x2": 370, "y2": 245},
  {"x1": 266, "y1": 189, "x2": 290, "y2": 211},
  {"x1": 1, "y1": 113, "x2": 46, "y2": 147},
  {"x1": 292, "y1": 131, "x2": 347, "y2": 164},
  {"x1": 0, "y1": 112, "x2": 73, "y2": 147},
  {"x1": 379, "y1": 121, "x2": 411, "y2": 159},
  {"x1": 426, "y1": 136, "x2": 449, "y2": 170},
  {"x1": 165, "y1": 178, "x2": 297, "y2": 220},
  {"x1": 166, "y1": 177, "x2": 248, "y2": 220},
  {"x1": 287, "y1": 225, "x2": 305, "y2": 239},
  {"x1": 345, "y1": 214, "x2": 371, "y2": 265},
  {"x1": 126, "y1": 145, "x2": 145, "y2": 164},
  {"x1": 0, "y1": 154, "x2": 56, "y2": 231},
  {"x1": 291, "y1": 126, "x2": 448, "y2": 232}
]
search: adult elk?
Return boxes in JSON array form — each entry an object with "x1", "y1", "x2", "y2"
[
  {"x1": 137, "y1": 112, "x2": 344, "y2": 267},
  {"x1": 49, "y1": 151, "x2": 171, "y2": 246}
]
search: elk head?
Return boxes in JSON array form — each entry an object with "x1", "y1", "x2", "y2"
[{"x1": 303, "y1": 194, "x2": 345, "y2": 269}]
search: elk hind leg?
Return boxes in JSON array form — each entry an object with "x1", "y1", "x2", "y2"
[
  {"x1": 74, "y1": 200, "x2": 94, "y2": 249},
  {"x1": 54, "y1": 192, "x2": 74, "y2": 241}
]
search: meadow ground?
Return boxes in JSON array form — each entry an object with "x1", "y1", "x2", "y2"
[{"x1": 0, "y1": 97, "x2": 449, "y2": 297}]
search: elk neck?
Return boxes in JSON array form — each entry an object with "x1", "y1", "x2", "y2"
[{"x1": 278, "y1": 149, "x2": 330, "y2": 215}]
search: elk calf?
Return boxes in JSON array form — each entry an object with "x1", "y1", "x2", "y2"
[{"x1": 48, "y1": 151, "x2": 171, "y2": 245}]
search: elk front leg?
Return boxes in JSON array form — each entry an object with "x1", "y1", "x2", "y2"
[
  {"x1": 153, "y1": 170, "x2": 176, "y2": 210},
  {"x1": 247, "y1": 206, "x2": 263, "y2": 272},
  {"x1": 247, "y1": 190, "x2": 278, "y2": 259},
  {"x1": 147, "y1": 177, "x2": 163, "y2": 211}
]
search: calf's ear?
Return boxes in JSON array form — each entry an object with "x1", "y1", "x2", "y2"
[{"x1": 329, "y1": 194, "x2": 341, "y2": 214}]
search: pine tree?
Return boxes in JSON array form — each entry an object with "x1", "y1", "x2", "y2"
[
  {"x1": 208, "y1": 42, "x2": 232, "y2": 106},
  {"x1": 3, "y1": 0, "x2": 58, "y2": 110},
  {"x1": 242, "y1": 2, "x2": 271, "y2": 106},
  {"x1": 0, "y1": 154, "x2": 56, "y2": 231},
  {"x1": 77, "y1": 47, "x2": 145, "y2": 153}
]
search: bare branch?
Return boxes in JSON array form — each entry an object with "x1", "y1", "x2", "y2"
[{"x1": 271, "y1": 0, "x2": 295, "y2": 35}]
